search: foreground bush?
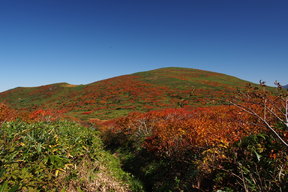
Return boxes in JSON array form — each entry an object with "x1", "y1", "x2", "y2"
[
  {"x1": 102, "y1": 106, "x2": 287, "y2": 191},
  {"x1": 0, "y1": 121, "x2": 142, "y2": 191},
  {"x1": 209, "y1": 133, "x2": 288, "y2": 192}
]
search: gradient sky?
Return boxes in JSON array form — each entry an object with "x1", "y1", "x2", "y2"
[{"x1": 0, "y1": 0, "x2": 287, "y2": 92}]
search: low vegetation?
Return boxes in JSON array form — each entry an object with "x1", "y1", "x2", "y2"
[
  {"x1": 98, "y1": 82, "x2": 288, "y2": 191},
  {"x1": 0, "y1": 68, "x2": 287, "y2": 191},
  {"x1": 0, "y1": 120, "x2": 142, "y2": 192},
  {"x1": 0, "y1": 68, "x2": 250, "y2": 120}
]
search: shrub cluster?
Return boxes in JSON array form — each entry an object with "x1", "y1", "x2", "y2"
[
  {"x1": 102, "y1": 106, "x2": 287, "y2": 191},
  {"x1": 0, "y1": 121, "x2": 141, "y2": 191}
]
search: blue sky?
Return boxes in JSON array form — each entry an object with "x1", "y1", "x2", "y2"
[{"x1": 0, "y1": 0, "x2": 287, "y2": 92}]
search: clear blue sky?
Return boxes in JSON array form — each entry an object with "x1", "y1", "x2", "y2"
[{"x1": 0, "y1": 0, "x2": 287, "y2": 92}]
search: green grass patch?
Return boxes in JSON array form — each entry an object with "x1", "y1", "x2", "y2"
[{"x1": 0, "y1": 121, "x2": 143, "y2": 191}]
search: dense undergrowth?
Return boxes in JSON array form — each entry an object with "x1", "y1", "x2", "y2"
[
  {"x1": 99, "y1": 83, "x2": 288, "y2": 191},
  {"x1": 1, "y1": 117, "x2": 286, "y2": 192},
  {"x1": 0, "y1": 120, "x2": 143, "y2": 192},
  {"x1": 103, "y1": 122, "x2": 288, "y2": 192},
  {"x1": 1, "y1": 79, "x2": 288, "y2": 191}
]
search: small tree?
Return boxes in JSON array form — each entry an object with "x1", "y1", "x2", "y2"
[{"x1": 229, "y1": 81, "x2": 288, "y2": 147}]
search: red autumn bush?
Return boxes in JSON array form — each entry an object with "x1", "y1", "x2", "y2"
[
  {"x1": 0, "y1": 103, "x2": 17, "y2": 123},
  {"x1": 107, "y1": 105, "x2": 268, "y2": 157},
  {"x1": 28, "y1": 109, "x2": 64, "y2": 122}
]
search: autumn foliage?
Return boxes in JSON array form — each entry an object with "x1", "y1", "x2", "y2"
[
  {"x1": 27, "y1": 109, "x2": 67, "y2": 122},
  {"x1": 104, "y1": 105, "x2": 266, "y2": 157},
  {"x1": 0, "y1": 68, "x2": 248, "y2": 120},
  {"x1": 0, "y1": 103, "x2": 17, "y2": 123},
  {"x1": 1, "y1": 76, "x2": 287, "y2": 191},
  {"x1": 99, "y1": 84, "x2": 288, "y2": 191},
  {"x1": 230, "y1": 82, "x2": 288, "y2": 146},
  {"x1": 0, "y1": 103, "x2": 66, "y2": 123}
]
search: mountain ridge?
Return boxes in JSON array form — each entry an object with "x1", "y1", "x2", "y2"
[
  {"x1": 0, "y1": 67, "x2": 254, "y2": 120},
  {"x1": 0, "y1": 67, "x2": 250, "y2": 92}
]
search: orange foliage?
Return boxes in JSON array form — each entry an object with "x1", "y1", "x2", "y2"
[
  {"x1": 0, "y1": 103, "x2": 70, "y2": 123},
  {"x1": 28, "y1": 109, "x2": 64, "y2": 122},
  {"x1": 108, "y1": 106, "x2": 266, "y2": 156},
  {"x1": 230, "y1": 82, "x2": 288, "y2": 147},
  {"x1": 0, "y1": 103, "x2": 17, "y2": 122},
  {"x1": 89, "y1": 118, "x2": 112, "y2": 131}
]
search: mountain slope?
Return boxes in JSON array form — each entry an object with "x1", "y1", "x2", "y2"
[{"x1": 0, "y1": 67, "x2": 252, "y2": 120}]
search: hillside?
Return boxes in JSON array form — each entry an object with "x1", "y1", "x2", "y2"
[
  {"x1": 0, "y1": 67, "x2": 251, "y2": 120},
  {"x1": 1, "y1": 68, "x2": 287, "y2": 192}
]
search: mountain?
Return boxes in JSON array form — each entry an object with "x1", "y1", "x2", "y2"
[
  {"x1": 283, "y1": 84, "x2": 288, "y2": 89},
  {"x1": 0, "y1": 67, "x2": 252, "y2": 120}
]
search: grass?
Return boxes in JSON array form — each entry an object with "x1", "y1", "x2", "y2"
[{"x1": 0, "y1": 120, "x2": 143, "y2": 191}]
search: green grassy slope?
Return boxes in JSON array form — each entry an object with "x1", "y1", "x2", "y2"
[
  {"x1": 0, "y1": 67, "x2": 253, "y2": 119},
  {"x1": 0, "y1": 120, "x2": 142, "y2": 191},
  {"x1": 134, "y1": 67, "x2": 250, "y2": 89}
]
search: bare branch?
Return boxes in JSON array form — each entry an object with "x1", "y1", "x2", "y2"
[
  {"x1": 265, "y1": 106, "x2": 284, "y2": 123},
  {"x1": 229, "y1": 101, "x2": 288, "y2": 147}
]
